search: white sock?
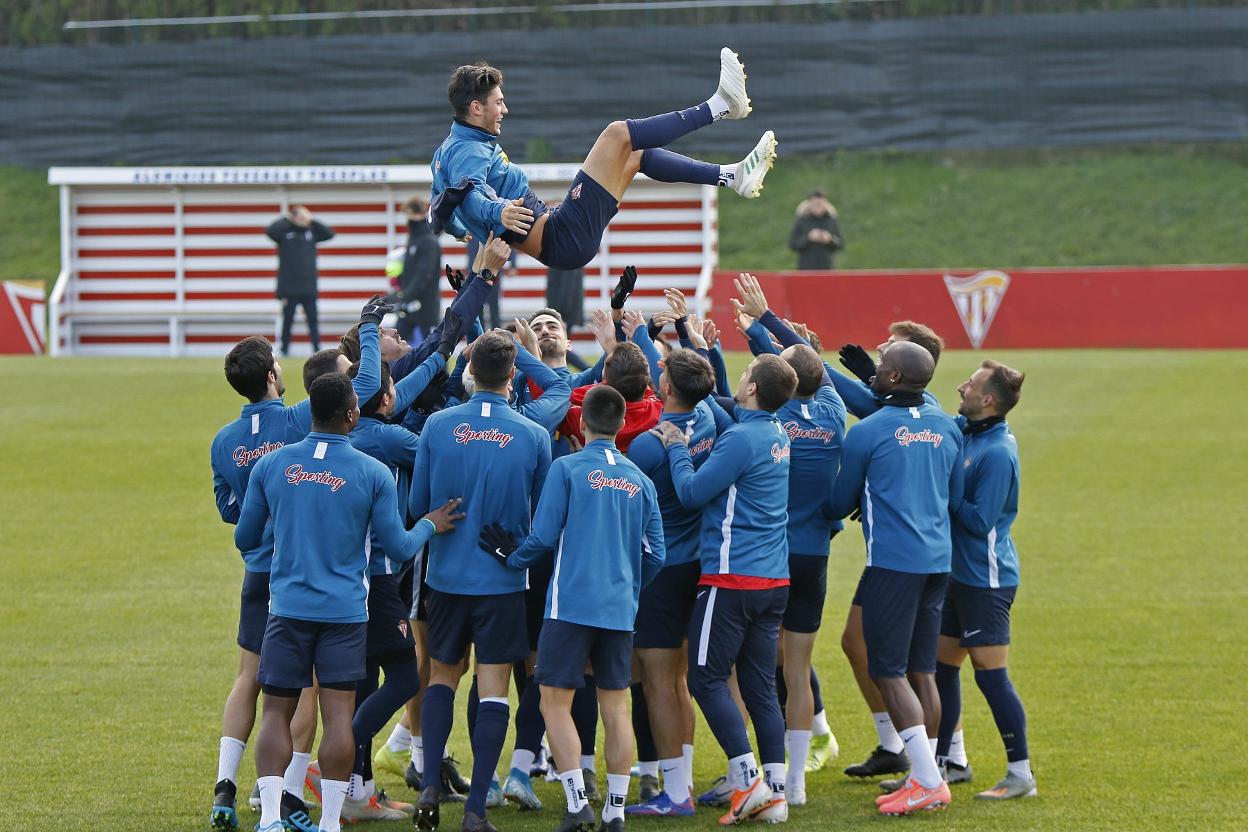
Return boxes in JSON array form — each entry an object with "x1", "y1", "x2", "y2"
[
  {"x1": 661, "y1": 756, "x2": 689, "y2": 803},
  {"x1": 717, "y1": 164, "x2": 738, "y2": 189},
  {"x1": 1007, "y1": 759, "x2": 1033, "y2": 781},
  {"x1": 762, "y1": 763, "x2": 785, "y2": 799},
  {"x1": 898, "y1": 725, "x2": 942, "y2": 789},
  {"x1": 217, "y1": 736, "x2": 246, "y2": 786},
  {"x1": 706, "y1": 92, "x2": 731, "y2": 121},
  {"x1": 683, "y1": 743, "x2": 695, "y2": 791},
  {"x1": 511, "y1": 749, "x2": 536, "y2": 774},
  {"x1": 638, "y1": 760, "x2": 660, "y2": 778},
  {"x1": 257, "y1": 775, "x2": 284, "y2": 828},
  {"x1": 561, "y1": 768, "x2": 588, "y2": 812},
  {"x1": 580, "y1": 754, "x2": 596, "y2": 773},
  {"x1": 785, "y1": 730, "x2": 811, "y2": 793},
  {"x1": 929, "y1": 737, "x2": 938, "y2": 755},
  {"x1": 283, "y1": 751, "x2": 311, "y2": 798},
  {"x1": 347, "y1": 773, "x2": 370, "y2": 800},
  {"x1": 387, "y1": 722, "x2": 412, "y2": 754},
  {"x1": 873, "y1": 712, "x2": 905, "y2": 754},
  {"x1": 319, "y1": 778, "x2": 349, "y2": 832},
  {"x1": 727, "y1": 752, "x2": 759, "y2": 791},
  {"x1": 812, "y1": 710, "x2": 831, "y2": 737},
  {"x1": 603, "y1": 773, "x2": 629, "y2": 822},
  {"x1": 410, "y1": 735, "x2": 423, "y2": 772},
  {"x1": 948, "y1": 730, "x2": 968, "y2": 767}
]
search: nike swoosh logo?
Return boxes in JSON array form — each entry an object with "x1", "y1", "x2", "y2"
[
  {"x1": 653, "y1": 808, "x2": 671, "y2": 815},
  {"x1": 907, "y1": 793, "x2": 934, "y2": 807},
  {"x1": 963, "y1": 629, "x2": 982, "y2": 638}
]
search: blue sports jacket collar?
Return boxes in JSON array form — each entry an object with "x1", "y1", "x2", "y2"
[
  {"x1": 735, "y1": 406, "x2": 777, "y2": 423},
  {"x1": 584, "y1": 438, "x2": 621, "y2": 453},
  {"x1": 470, "y1": 390, "x2": 510, "y2": 406},
  {"x1": 306, "y1": 431, "x2": 352, "y2": 444},
  {"x1": 450, "y1": 120, "x2": 497, "y2": 144},
  {"x1": 240, "y1": 398, "x2": 286, "y2": 417}
]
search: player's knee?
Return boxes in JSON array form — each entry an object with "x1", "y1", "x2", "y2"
[
  {"x1": 840, "y1": 627, "x2": 858, "y2": 658},
  {"x1": 602, "y1": 120, "x2": 632, "y2": 151}
]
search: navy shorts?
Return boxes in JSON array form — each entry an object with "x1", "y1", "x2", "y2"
[
  {"x1": 634, "y1": 560, "x2": 701, "y2": 649},
  {"x1": 525, "y1": 558, "x2": 555, "y2": 651},
  {"x1": 851, "y1": 568, "x2": 866, "y2": 606},
  {"x1": 258, "y1": 614, "x2": 367, "y2": 689},
  {"x1": 782, "y1": 554, "x2": 829, "y2": 634},
  {"x1": 237, "y1": 569, "x2": 270, "y2": 654},
  {"x1": 367, "y1": 573, "x2": 417, "y2": 660},
  {"x1": 939, "y1": 579, "x2": 1017, "y2": 647},
  {"x1": 535, "y1": 619, "x2": 632, "y2": 690},
  {"x1": 539, "y1": 171, "x2": 620, "y2": 270},
  {"x1": 858, "y1": 567, "x2": 949, "y2": 678},
  {"x1": 688, "y1": 585, "x2": 788, "y2": 683},
  {"x1": 425, "y1": 587, "x2": 529, "y2": 666}
]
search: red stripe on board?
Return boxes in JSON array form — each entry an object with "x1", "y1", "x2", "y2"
[
  {"x1": 183, "y1": 204, "x2": 280, "y2": 214},
  {"x1": 78, "y1": 249, "x2": 176, "y2": 257},
  {"x1": 77, "y1": 227, "x2": 175, "y2": 236},
  {"x1": 618, "y1": 200, "x2": 702, "y2": 210},
  {"x1": 76, "y1": 205, "x2": 175, "y2": 215},
  {"x1": 77, "y1": 292, "x2": 177, "y2": 301},
  {"x1": 608, "y1": 222, "x2": 702, "y2": 232},
  {"x1": 184, "y1": 224, "x2": 392, "y2": 235},
  {"x1": 79, "y1": 335, "x2": 172, "y2": 344},
  {"x1": 184, "y1": 247, "x2": 386, "y2": 257},
  {"x1": 183, "y1": 290, "x2": 385, "y2": 301},
  {"x1": 182, "y1": 268, "x2": 387, "y2": 278},
  {"x1": 607, "y1": 244, "x2": 701, "y2": 254},
  {"x1": 79, "y1": 271, "x2": 175, "y2": 279}
]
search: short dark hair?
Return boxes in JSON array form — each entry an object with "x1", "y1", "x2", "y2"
[
  {"x1": 224, "y1": 336, "x2": 274, "y2": 403},
  {"x1": 604, "y1": 342, "x2": 650, "y2": 402},
  {"x1": 889, "y1": 320, "x2": 945, "y2": 366},
  {"x1": 784, "y1": 344, "x2": 825, "y2": 398},
  {"x1": 750, "y1": 354, "x2": 798, "y2": 413},
  {"x1": 469, "y1": 331, "x2": 517, "y2": 388},
  {"x1": 303, "y1": 348, "x2": 343, "y2": 394},
  {"x1": 664, "y1": 348, "x2": 715, "y2": 406},
  {"x1": 531, "y1": 307, "x2": 563, "y2": 325},
  {"x1": 981, "y1": 359, "x2": 1025, "y2": 415},
  {"x1": 309, "y1": 372, "x2": 355, "y2": 424},
  {"x1": 403, "y1": 195, "x2": 428, "y2": 214},
  {"x1": 582, "y1": 385, "x2": 627, "y2": 437},
  {"x1": 348, "y1": 360, "x2": 391, "y2": 416},
  {"x1": 339, "y1": 325, "x2": 362, "y2": 363},
  {"x1": 448, "y1": 62, "x2": 503, "y2": 120}
]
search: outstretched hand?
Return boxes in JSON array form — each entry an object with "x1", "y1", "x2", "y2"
[
  {"x1": 621, "y1": 310, "x2": 645, "y2": 339},
  {"x1": 839, "y1": 344, "x2": 877, "y2": 384},
  {"x1": 611, "y1": 265, "x2": 638, "y2": 310},
  {"x1": 359, "y1": 293, "x2": 395, "y2": 326},
  {"x1": 445, "y1": 265, "x2": 465, "y2": 293},
  {"x1": 733, "y1": 272, "x2": 769, "y2": 320},
  {"x1": 424, "y1": 498, "x2": 466, "y2": 534},
  {"x1": 473, "y1": 231, "x2": 512, "y2": 277}
]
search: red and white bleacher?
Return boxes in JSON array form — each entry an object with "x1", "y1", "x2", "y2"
[{"x1": 47, "y1": 165, "x2": 717, "y2": 356}]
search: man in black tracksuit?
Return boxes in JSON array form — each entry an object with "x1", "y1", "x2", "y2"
[
  {"x1": 787, "y1": 189, "x2": 843, "y2": 271},
  {"x1": 397, "y1": 197, "x2": 443, "y2": 344},
  {"x1": 267, "y1": 205, "x2": 334, "y2": 355}
]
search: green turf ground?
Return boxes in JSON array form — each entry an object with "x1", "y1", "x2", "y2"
[{"x1": 2, "y1": 350, "x2": 1246, "y2": 830}]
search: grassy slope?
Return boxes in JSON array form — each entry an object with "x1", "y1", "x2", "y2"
[
  {"x1": 1, "y1": 350, "x2": 1245, "y2": 830},
  {"x1": 4, "y1": 145, "x2": 1248, "y2": 292}
]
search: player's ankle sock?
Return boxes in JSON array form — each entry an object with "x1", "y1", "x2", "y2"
[
  {"x1": 419, "y1": 684, "x2": 455, "y2": 791},
  {"x1": 319, "y1": 778, "x2": 349, "y2": 832},
  {"x1": 660, "y1": 757, "x2": 688, "y2": 802},
  {"x1": 561, "y1": 767, "x2": 589, "y2": 812},
  {"x1": 636, "y1": 148, "x2": 723, "y2": 187},
  {"x1": 347, "y1": 773, "x2": 368, "y2": 800},
  {"x1": 573, "y1": 676, "x2": 599, "y2": 761},
  {"x1": 934, "y1": 662, "x2": 961, "y2": 761},
  {"x1": 514, "y1": 677, "x2": 546, "y2": 757},
  {"x1": 386, "y1": 722, "x2": 412, "y2": 754},
  {"x1": 637, "y1": 760, "x2": 658, "y2": 778},
  {"x1": 810, "y1": 667, "x2": 824, "y2": 715},
  {"x1": 410, "y1": 734, "x2": 423, "y2": 772},
  {"x1": 948, "y1": 730, "x2": 969, "y2": 768},
  {"x1": 466, "y1": 699, "x2": 510, "y2": 816},
  {"x1": 762, "y1": 762, "x2": 785, "y2": 799},
  {"x1": 1007, "y1": 758, "x2": 1033, "y2": 781},
  {"x1": 727, "y1": 752, "x2": 759, "y2": 791},
  {"x1": 511, "y1": 749, "x2": 536, "y2": 775},
  {"x1": 580, "y1": 754, "x2": 596, "y2": 773},
  {"x1": 974, "y1": 668, "x2": 1030, "y2": 765},
  {"x1": 812, "y1": 709, "x2": 830, "y2": 737},
  {"x1": 898, "y1": 725, "x2": 942, "y2": 789},
  {"x1": 873, "y1": 712, "x2": 905, "y2": 754},
  {"x1": 283, "y1": 751, "x2": 311, "y2": 798},
  {"x1": 257, "y1": 775, "x2": 284, "y2": 828},
  {"x1": 603, "y1": 773, "x2": 629, "y2": 821},
  {"x1": 631, "y1": 682, "x2": 659, "y2": 767},
  {"x1": 217, "y1": 736, "x2": 246, "y2": 786},
  {"x1": 626, "y1": 104, "x2": 714, "y2": 150},
  {"x1": 785, "y1": 730, "x2": 811, "y2": 793},
  {"x1": 682, "y1": 744, "x2": 695, "y2": 790}
]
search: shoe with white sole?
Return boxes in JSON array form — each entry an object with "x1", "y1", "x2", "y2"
[
  {"x1": 975, "y1": 771, "x2": 1038, "y2": 800},
  {"x1": 785, "y1": 783, "x2": 806, "y2": 807},
  {"x1": 726, "y1": 132, "x2": 777, "y2": 199},
  {"x1": 718, "y1": 777, "x2": 773, "y2": 826},
  {"x1": 341, "y1": 791, "x2": 410, "y2": 822},
  {"x1": 805, "y1": 732, "x2": 838, "y2": 773},
  {"x1": 714, "y1": 48, "x2": 752, "y2": 120},
  {"x1": 749, "y1": 797, "x2": 788, "y2": 824}
]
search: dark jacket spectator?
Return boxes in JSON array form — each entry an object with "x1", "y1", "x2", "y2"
[
  {"x1": 266, "y1": 205, "x2": 334, "y2": 354},
  {"x1": 788, "y1": 190, "x2": 843, "y2": 270},
  {"x1": 397, "y1": 196, "x2": 442, "y2": 340}
]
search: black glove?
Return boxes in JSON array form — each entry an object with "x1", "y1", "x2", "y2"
[
  {"x1": 359, "y1": 293, "x2": 395, "y2": 327},
  {"x1": 437, "y1": 310, "x2": 466, "y2": 359},
  {"x1": 480, "y1": 522, "x2": 518, "y2": 566},
  {"x1": 610, "y1": 265, "x2": 638, "y2": 310},
  {"x1": 445, "y1": 265, "x2": 464, "y2": 293},
  {"x1": 848, "y1": 506, "x2": 863, "y2": 523},
  {"x1": 838, "y1": 343, "x2": 877, "y2": 385}
]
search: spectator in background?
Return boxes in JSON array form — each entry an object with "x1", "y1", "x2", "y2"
[
  {"x1": 545, "y1": 201, "x2": 590, "y2": 371},
  {"x1": 267, "y1": 204, "x2": 335, "y2": 355},
  {"x1": 396, "y1": 196, "x2": 443, "y2": 344},
  {"x1": 788, "y1": 189, "x2": 843, "y2": 271}
]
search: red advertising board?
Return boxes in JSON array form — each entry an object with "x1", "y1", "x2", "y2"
[
  {"x1": 707, "y1": 266, "x2": 1248, "y2": 350},
  {"x1": 0, "y1": 281, "x2": 45, "y2": 354}
]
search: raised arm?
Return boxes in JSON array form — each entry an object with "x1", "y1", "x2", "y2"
[
  {"x1": 515, "y1": 345, "x2": 572, "y2": 431},
  {"x1": 392, "y1": 352, "x2": 449, "y2": 416},
  {"x1": 663, "y1": 426, "x2": 749, "y2": 510},
  {"x1": 310, "y1": 219, "x2": 335, "y2": 243}
]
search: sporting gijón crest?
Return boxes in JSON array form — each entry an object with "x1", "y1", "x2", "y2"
[{"x1": 943, "y1": 270, "x2": 1010, "y2": 349}]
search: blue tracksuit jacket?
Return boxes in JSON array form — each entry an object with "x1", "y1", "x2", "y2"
[
  {"x1": 666, "y1": 407, "x2": 792, "y2": 581},
  {"x1": 409, "y1": 391, "x2": 552, "y2": 596},
  {"x1": 628, "y1": 401, "x2": 726, "y2": 567},
  {"x1": 235, "y1": 433, "x2": 433, "y2": 623},
  {"x1": 431, "y1": 120, "x2": 530, "y2": 243},
  {"x1": 507, "y1": 439, "x2": 666, "y2": 631},
  {"x1": 349, "y1": 414, "x2": 422, "y2": 576},
  {"x1": 827, "y1": 400, "x2": 964, "y2": 574},
  {"x1": 776, "y1": 383, "x2": 847, "y2": 555},
  {"x1": 952, "y1": 418, "x2": 1021, "y2": 588},
  {"x1": 209, "y1": 323, "x2": 382, "y2": 571}
]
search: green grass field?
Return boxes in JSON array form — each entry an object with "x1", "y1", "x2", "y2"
[{"x1": 2, "y1": 350, "x2": 1246, "y2": 831}]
